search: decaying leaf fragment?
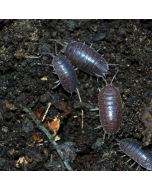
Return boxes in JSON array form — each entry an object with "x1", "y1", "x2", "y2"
[
  {"x1": 46, "y1": 108, "x2": 71, "y2": 137},
  {"x1": 33, "y1": 133, "x2": 43, "y2": 143},
  {"x1": 47, "y1": 116, "x2": 60, "y2": 137},
  {"x1": 33, "y1": 103, "x2": 71, "y2": 141}
]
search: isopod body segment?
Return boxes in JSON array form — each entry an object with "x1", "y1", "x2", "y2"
[
  {"x1": 99, "y1": 71, "x2": 122, "y2": 139},
  {"x1": 119, "y1": 138, "x2": 152, "y2": 170}
]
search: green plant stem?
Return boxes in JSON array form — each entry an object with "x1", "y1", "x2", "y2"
[{"x1": 19, "y1": 104, "x2": 73, "y2": 171}]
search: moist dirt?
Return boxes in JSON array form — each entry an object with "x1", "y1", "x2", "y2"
[{"x1": 0, "y1": 19, "x2": 152, "y2": 171}]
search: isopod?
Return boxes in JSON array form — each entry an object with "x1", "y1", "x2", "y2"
[
  {"x1": 99, "y1": 70, "x2": 122, "y2": 140},
  {"x1": 49, "y1": 39, "x2": 109, "y2": 78},
  {"x1": 116, "y1": 138, "x2": 152, "y2": 170},
  {"x1": 42, "y1": 50, "x2": 78, "y2": 95}
]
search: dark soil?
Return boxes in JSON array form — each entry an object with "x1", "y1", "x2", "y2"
[{"x1": 0, "y1": 19, "x2": 152, "y2": 171}]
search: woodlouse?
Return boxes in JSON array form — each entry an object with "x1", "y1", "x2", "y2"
[
  {"x1": 42, "y1": 51, "x2": 78, "y2": 95},
  {"x1": 98, "y1": 71, "x2": 122, "y2": 140},
  {"x1": 116, "y1": 138, "x2": 152, "y2": 170},
  {"x1": 49, "y1": 39, "x2": 109, "y2": 78}
]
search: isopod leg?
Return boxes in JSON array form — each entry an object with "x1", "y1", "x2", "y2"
[
  {"x1": 41, "y1": 52, "x2": 55, "y2": 58},
  {"x1": 127, "y1": 158, "x2": 132, "y2": 163},
  {"x1": 73, "y1": 70, "x2": 80, "y2": 84},
  {"x1": 108, "y1": 63, "x2": 119, "y2": 66},
  {"x1": 108, "y1": 133, "x2": 111, "y2": 139},
  {"x1": 101, "y1": 76, "x2": 108, "y2": 86},
  {"x1": 77, "y1": 79, "x2": 80, "y2": 84},
  {"x1": 52, "y1": 82, "x2": 61, "y2": 89},
  {"x1": 95, "y1": 74, "x2": 102, "y2": 83},
  {"x1": 115, "y1": 138, "x2": 121, "y2": 143},
  {"x1": 90, "y1": 108, "x2": 99, "y2": 111},
  {"x1": 130, "y1": 162, "x2": 136, "y2": 168},
  {"x1": 110, "y1": 70, "x2": 119, "y2": 85},
  {"x1": 98, "y1": 87, "x2": 101, "y2": 92},
  {"x1": 102, "y1": 131, "x2": 106, "y2": 143},
  {"x1": 94, "y1": 125, "x2": 102, "y2": 129},
  {"x1": 51, "y1": 40, "x2": 66, "y2": 55},
  {"x1": 136, "y1": 165, "x2": 141, "y2": 171},
  {"x1": 49, "y1": 39, "x2": 66, "y2": 47},
  {"x1": 54, "y1": 42, "x2": 58, "y2": 55},
  {"x1": 121, "y1": 155, "x2": 126, "y2": 158},
  {"x1": 54, "y1": 80, "x2": 60, "y2": 84},
  {"x1": 110, "y1": 143, "x2": 119, "y2": 153}
]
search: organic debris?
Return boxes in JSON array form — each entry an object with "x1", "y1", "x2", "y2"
[
  {"x1": 141, "y1": 98, "x2": 152, "y2": 146},
  {"x1": 33, "y1": 105, "x2": 48, "y2": 121},
  {"x1": 33, "y1": 133, "x2": 43, "y2": 143},
  {"x1": 16, "y1": 156, "x2": 28, "y2": 168},
  {"x1": 2, "y1": 100, "x2": 17, "y2": 110},
  {"x1": 47, "y1": 117, "x2": 60, "y2": 137},
  {"x1": 33, "y1": 103, "x2": 71, "y2": 138},
  {"x1": 76, "y1": 88, "x2": 84, "y2": 129},
  {"x1": 1, "y1": 19, "x2": 152, "y2": 171},
  {"x1": 19, "y1": 104, "x2": 73, "y2": 171}
]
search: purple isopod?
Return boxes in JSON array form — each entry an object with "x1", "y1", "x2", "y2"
[
  {"x1": 99, "y1": 71, "x2": 122, "y2": 140},
  {"x1": 118, "y1": 138, "x2": 152, "y2": 170},
  {"x1": 49, "y1": 39, "x2": 109, "y2": 78},
  {"x1": 42, "y1": 51, "x2": 78, "y2": 95}
]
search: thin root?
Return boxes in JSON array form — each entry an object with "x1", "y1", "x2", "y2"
[
  {"x1": 76, "y1": 88, "x2": 83, "y2": 129},
  {"x1": 42, "y1": 103, "x2": 51, "y2": 122}
]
